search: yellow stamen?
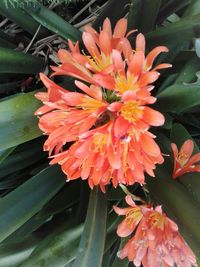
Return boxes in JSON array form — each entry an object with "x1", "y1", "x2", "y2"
[
  {"x1": 125, "y1": 207, "x2": 143, "y2": 226},
  {"x1": 121, "y1": 101, "x2": 143, "y2": 123},
  {"x1": 178, "y1": 152, "x2": 188, "y2": 167},
  {"x1": 87, "y1": 53, "x2": 112, "y2": 72},
  {"x1": 149, "y1": 211, "x2": 165, "y2": 230},
  {"x1": 80, "y1": 97, "x2": 104, "y2": 112},
  {"x1": 115, "y1": 75, "x2": 137, "y2": 93},
  {"x1": 92, "y1": 133, "x2": 108, "y2": 153}
]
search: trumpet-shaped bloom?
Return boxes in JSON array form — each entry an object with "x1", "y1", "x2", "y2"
[
  {"x1": 35, "y1": 18, "x2": 169, "y2": 189},
  {"x1": 50, "y1": 121, "x2": 163, "y2": 191},
  {"x1": 171, "y1": 140, "x2": 200, "y2": 179},
  {"x1": 35, "y1": 74, "x2": 108, "y2": 154},
  {"x1": 51, "y1": 18, "x2": 171, "y2": 89},
  {"x1": 113, "y1": 196, "x2": 197, "y2": 267},
  {"x1": 51, "y1": 18, "x2": 133, "y2": 83}
]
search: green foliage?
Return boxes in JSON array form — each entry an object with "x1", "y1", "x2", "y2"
[{"x1": 0, "y1": 0, "x2": 200, "y2": 266}]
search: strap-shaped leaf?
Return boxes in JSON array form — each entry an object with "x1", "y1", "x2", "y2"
[
  {"x1": 0, "y1": 1, "x2": 48, "y2": 37},
  {"x1": 155, "y1": 83, "x2": 200, "y2": 113},
  {"x1": 157, "y1": 0, "x2": 191, "y2": 23},
  {"x1": 93, "y1": 0, "x2": 131, "y2": 30},
  {"x1": 73, "y1": 188, "x2": 107, "y2": 267},
  {"x1": 0, "y1": 91, "x2": 41, "y2": 150},
  {"x1": 0, "y1": 165, "x2": 65, "y2": 242},
  {"x1": 128, "y1": 0, "x2": 162, "y2": 33},
  {"x1": 23, "y1": 2, "x2": 81, "y2": 42},
  {"x1": 0, "y1": 147, "x2": 15, "y2": 164},
  {"x1": 20, "y1": 222, "x2": 83, "y2": 267},
  {"x1": 0, "y1": 140, "x2": 44, "y2": 177},
  {"x1": 0, "y1": 48, "x2": 44, "y2": 74},
  {"x1": 175, "y1": 57, "x2": 200, "y2": 84},
  {"x1": 147, "y1": 14, "x2": 200, "y2": 45},
  {"x1": 0, "y1": 237, "x2": 39, "y2": 267}
]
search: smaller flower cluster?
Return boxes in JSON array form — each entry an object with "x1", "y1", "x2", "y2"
[
  {"x1": 171, "y1": 139, "x2": 200, "y2": 179},
  {"x1": 114, "y1": 196, "x2": 197, "y2": 267}
]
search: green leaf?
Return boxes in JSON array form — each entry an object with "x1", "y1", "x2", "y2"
[
  {"x1": 93, "y1": 0, "x2": 131, "y2": 30},
  {"x1": 0, "y1": 139, "x2": 44, "y2": 177},
  {"x1": 157, "y1": 0, "x2": 191, "y2": 23},
  {"x1": 111, "y1": 257, "x2": 129, "y2": 267},
  {"x1": 127, "y1": 0, "x2": 143, "y2": 31},
  {"x1": 0, "y1": 237, "x2": 39, "y2": 267},
  {"x1": 0, "y1": 48, "x2": 44, "y2": 74},
  {"x1": 0, "y1": 147, "x2": 16, "y2": 164},
  {"x1": 37, "y1": 181, "x2": 81, "y2": 218},
  {"x1": 73, "y1": 188, "x2": 107, "y2": 267},
  {"x1": 0, "y1": 1, "x2": 48, "y2": 37},
  {"x1": 0, "y1": 91, "x2": 42, "y2": 150},
  {"x1": 179, "y1": 172, "x2": 200, "y2": 205},
  {"x1": 23, "y1": 1, "x2": 81, "y2": 42},
  {"x1": 137, "y1": 0, "x2": 162, "y2": 33},
  {"x1": 0, "y1": 165, "x2": 65, "y2": 242},
  {"x1": 184, "y1": 0, "x2": 200, "y2": 17},
  {"x1": 175, "y1": 57, "x2": 200, "y2": 84},
  {"x1": 21, "y1": 222, "x2": 83, "y2": 267},
  {"x1": 4, "y1": 213, "x2": 49, "y2": 243},
  {"x1": 155, "y1": 84, "x2": 200, "y2": 113},
  {"x1": 111, "y1": 240, "x2": 129, "y2": 267},
  {"x1": 147, "y1": 14, "x2": 200, "y2": 45}
]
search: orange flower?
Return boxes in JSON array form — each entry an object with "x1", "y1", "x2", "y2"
[
  {"x1": 35, "y1": 18, "x2": 169, "y2": 190},
  {"x1": 171, "y1": 140, "x2": 200, "y2": 179},
  {"x1": 35, "y1": 74, "x2": 108, "y2": 154},
  {"x1": 93, "y1": 35, "x2": 171, "y2": 94},
  {"x1": 51, "y1": 18, "x2": 171, "y2": 90},
  {"x1": 114, "y1": 196, "x2": 197, "y2": 267},
  {"x1": 50, "y1": 121, "x2": 163, "y2": 191},
  {"x1": 51, "y1": 18, "x2": 133, "y2": 83}
]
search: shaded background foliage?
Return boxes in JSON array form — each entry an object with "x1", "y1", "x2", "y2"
[{"x1": 0, "y1": 0, "x2": 200, "y2": 266}]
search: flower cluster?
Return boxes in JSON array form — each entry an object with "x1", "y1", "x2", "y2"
[
  {"x1": 35, "y1": 18, "x2": 171, "y2": 191},
  {"x1": 113, "y1": 196, "x2": 197, "y2": 267},
  {"x1": 171, "y1": 139, "x2": 200, "y2": 179}
]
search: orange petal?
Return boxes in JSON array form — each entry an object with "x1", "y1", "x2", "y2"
[
  {"x1": 128, "y1": 50, "x2": 145, "y2": 77},
  {"x1": 121, "y1": 37, "x2": 133, "y2": 60},
  {"x1": 185, "y1": 152, "x2": 200, "y2": 167},
  {"x1": 62, "y1": 92, "x2": 85, "y2": 106},
  {"x1": 93, "y1": 74, "x2": 115, "y2": 89},
  {"x1": 112, "y1": 49, "x2": 125, "y2": 75},
  {"x1": 136, "y1": 33, "x2": 146, "y2": 52},
  {"x1": 114, "y1": 116, "x2": 131, "y2": 138},
  {"x1": 125, "y1": 195, "x2": 137, "y2": 207},
  {"x1": 142, "y1": 107, "x2": 165, "y2": 126},
  {"x1": 82, "y1": 32, "x2": 100, "y2": 58},
  {"x1": 180, "y1": 140, "x2": 194, "y2": 160},
  {"x1": 138, "y1": 71, "x2": 160, "y2": 87},
  {"x1": 75, "y1": 80, "x2": 102, "y2": 100},
  {"x1": 57, "y1": 49, "x2": 71, "y2": 63},
  {"x1": 99, "y1": 30, "x2": 111, "y2": 56},
  {"x1": 140, "y1": 133, "x2": 161, "y2": 157},
  {"x1": 146, "y1": 46, "x2": 169, "y2": 70},
  {"x1": 103, "y1": 17, "x2": 112, "y2": 38},
  {"x1": 153, "y1": 63, "x2": 172, "y2": 71},
  {"x1": 107, "y1": 143, "x2": 122, "y2": 169},
  {"x1": 113, "y1": 205, "x2": 126, "y2": 215},
  {"x1": 117, "y1": 220, "x2": 137, "y2": 237},
  {"x1": 113, "y1": 18, "x2": 127, "y2": 38}
]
